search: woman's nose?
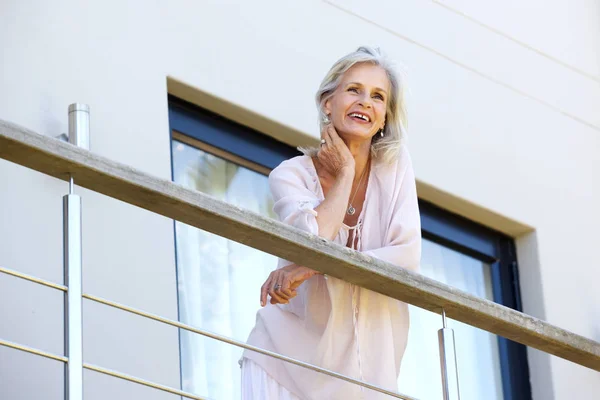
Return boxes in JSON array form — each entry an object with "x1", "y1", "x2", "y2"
[{"x1": 358, "y1": 94, "x2": 372, "y2": 108}]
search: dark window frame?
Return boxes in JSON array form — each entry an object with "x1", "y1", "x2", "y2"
[
  {"x1": 168, "y1": 96, "x2": 532, "y2": 400},
  {"x1": 168, "y1": 96, "x2": 300, "y2": 172}
]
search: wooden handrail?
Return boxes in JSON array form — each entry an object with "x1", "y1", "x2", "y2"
[{"x1": 1, "y1": 118, "x2": 599, "y2": 371}]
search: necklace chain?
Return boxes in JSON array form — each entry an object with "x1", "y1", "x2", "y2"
[{"x1": 347, "y1": 163, "x2": 368, "y2": 216}]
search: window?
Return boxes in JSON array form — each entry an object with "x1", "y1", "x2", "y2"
[
  {"x1": 400, "y1": 202, "x2": 531, "y2": 399},
  {"x1": 168, "y1": 97, "x2": 532, "y2": 400}
]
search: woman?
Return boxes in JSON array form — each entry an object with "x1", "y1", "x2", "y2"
[{"x1": 240, "y1": 46, "x2": 421, "y2": 400}]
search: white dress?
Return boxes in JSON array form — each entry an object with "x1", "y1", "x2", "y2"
[
  {"x1": 241, "y1": 146, "x2": 421, "y2": 400},
  {"x1": 241, "y1": 358, "x2": 302, "y2": 400}
]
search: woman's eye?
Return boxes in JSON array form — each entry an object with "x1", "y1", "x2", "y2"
[
  {"x1": 348, "y1": 87, "x2": 359, "y2": 93},
  {"x1": 374, "y1": 94, "x2": 384, "y2": 101}
]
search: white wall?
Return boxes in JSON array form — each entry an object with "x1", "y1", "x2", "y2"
[{"x1": 1, "y1": 0, "x2": 599, "y2": 399}]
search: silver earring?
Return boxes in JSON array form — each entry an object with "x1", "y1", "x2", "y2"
[
  {"x1": 322, "y1": 114, "x2": 330, "y2": 124},
  {"x1": 379, "y1": 128, "x2": 384, "y2": 137}
]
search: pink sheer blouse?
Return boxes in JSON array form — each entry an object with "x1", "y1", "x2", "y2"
[{"x1": 242, "y1": 145, "x2": 422, "y2": 399}]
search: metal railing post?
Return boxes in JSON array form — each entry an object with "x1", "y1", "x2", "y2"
[
  {"x1": 63, "y1": 103, "x2": 89, "y2": 400},
  {"x1": 438, "y1": 308, "x2": 460, "y2": 400}
]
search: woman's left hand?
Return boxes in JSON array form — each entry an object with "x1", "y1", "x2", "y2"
[{"x1": 260, "y1": 264, "x2": 320, "y2": 307}]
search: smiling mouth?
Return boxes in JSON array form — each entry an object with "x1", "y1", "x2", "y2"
[{"x1": 348, "y1": 112, "x2": 371, "y2": 123}]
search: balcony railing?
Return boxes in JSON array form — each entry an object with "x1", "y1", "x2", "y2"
[{"x1": 1, "y1": 110, "x2": 599, "y2": 400}]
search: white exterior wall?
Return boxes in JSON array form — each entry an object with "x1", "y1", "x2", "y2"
[{"x1": 1, "y1": 1, "x2": 599, "y2": 399}]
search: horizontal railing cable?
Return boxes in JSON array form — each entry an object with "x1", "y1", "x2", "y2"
[
  {"x1": 0, "y1": 264, "x2": 416, "y2": 398},
  {"x1": 0, "y1": 266, "x2": 67, "y2": 292},
  {"x1": 83, "y1": 293, "x2": 418, "y2": 400},
  {"x1": 0, "y1": 338, "x2": 212, "y2": 399},
  {"x1": 1, "y1": 119, "x2": 599, "y2": 371},
  {"x1": 0, "y1": 338, "x2": 68, "y2": 363},
  {"x1": 84, "y1": 363, "x2": 212, "y2": 400},
  {"x1": 0, "y1": 265, "x2": 418, "y2": 398}
]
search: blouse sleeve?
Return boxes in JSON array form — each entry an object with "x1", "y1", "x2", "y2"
[
  {"x1": 269, "y1": 160, "x2": 320, "y2": 237},
  {"x1": 362, "y1": 148, "x2": 422, "y2": 272},
  {"x1": 268, "y1": 159, "x2": 324, "y2": 318}
]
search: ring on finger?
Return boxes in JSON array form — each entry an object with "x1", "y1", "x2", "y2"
[
  {"x1": 320, "y1": 139, "x2": 326, "y2": 146},
  {"x1": 274, "y1": 283, "x2": 281, "y2": 291}
]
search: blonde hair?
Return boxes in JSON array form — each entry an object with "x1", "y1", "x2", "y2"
[{"x1": 300, "y1": 46, "x2": 407, "y2": 165}]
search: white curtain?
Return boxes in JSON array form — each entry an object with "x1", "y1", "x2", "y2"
[
  {"x1": 173, "y1": 141, "x2": 277, "y2": 399},
  {"x1": 398, "y1": 239, "x2": 504, "y2": 400}
]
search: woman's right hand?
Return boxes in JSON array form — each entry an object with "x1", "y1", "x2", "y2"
[
  {"x1": 317, "y1": 123, "x2": 355, "y2": 177},
  {"x1": 260, "y1": 264, "x2": 320, "y2": 307}
]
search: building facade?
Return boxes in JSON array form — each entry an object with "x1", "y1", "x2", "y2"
[{"x1": 1, "y1": 1, "x2": 599, "y2": 399}]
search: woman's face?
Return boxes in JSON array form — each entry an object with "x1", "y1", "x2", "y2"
[{"x1": 324, "y1": 63, "x2": 390, "y2": 141}]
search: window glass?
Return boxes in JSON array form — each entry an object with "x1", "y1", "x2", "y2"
[
  {"x1": 399, "y1": 239, "x2": 504, "y2": 400},
  {"x1": 172, "y1": 140, "x2": 276, "y2": 399}
]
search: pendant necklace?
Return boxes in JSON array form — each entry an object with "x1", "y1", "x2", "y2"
[{"x1": 347, "y1": 163, "x2": 369, "y2": 216}]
